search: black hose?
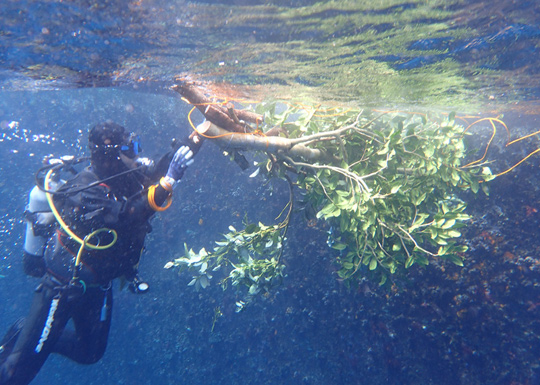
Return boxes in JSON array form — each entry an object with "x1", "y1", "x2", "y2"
[{"x1": 34, "y1": 157, "x2": 147, "y2": 196}]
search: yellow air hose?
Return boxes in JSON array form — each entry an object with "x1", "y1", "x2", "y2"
[{"x1": 44, "y1": 168, "x2": 117, "y2": 281}]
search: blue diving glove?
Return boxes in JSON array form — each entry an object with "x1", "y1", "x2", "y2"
[{"x1": 165, "y1": 145, "x2": 194, "y2": 184}]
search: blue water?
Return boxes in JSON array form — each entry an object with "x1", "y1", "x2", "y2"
[{"x1": 1, "y1": 1, "x2": 540, "y2": 384}]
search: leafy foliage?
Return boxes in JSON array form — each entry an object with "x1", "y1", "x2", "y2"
[
  {"x1": 281, "y1": 106, "x2": 493, "y2": 285},
  {"x1": 166, "y1": 220, "x2": 286, "y2": 302},
  {"x1": 166, "y1": 103, "x2": 494, "y2": 298}
]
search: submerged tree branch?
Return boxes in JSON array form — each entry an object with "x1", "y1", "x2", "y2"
[
  {"x1": 171, "y1": 82, "x2": 263, "y2": 133},
  {"x1": 286, "y1": 112, "x2": 383, "y2": 147},
  {"x1": 196, "y1": 121, "x2": 327, "y2": 161}
]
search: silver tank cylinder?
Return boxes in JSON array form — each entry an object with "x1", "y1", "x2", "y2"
[{"x1": 24, "y1": 185, "x2": 56, "y2": 256}]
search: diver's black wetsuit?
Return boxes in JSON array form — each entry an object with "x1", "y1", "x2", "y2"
[{"x1": 0, "y1": 162, "x2": 171, "y2": 385}]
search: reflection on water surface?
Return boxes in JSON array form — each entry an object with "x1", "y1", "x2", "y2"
[{"x1": 1, "y1": 0, "x2": 539, "y2": 108}]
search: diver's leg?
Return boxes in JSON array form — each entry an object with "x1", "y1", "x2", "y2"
[
  {"x1": 0, "y1": 318, "x2": 25, "y2": 365},
  {"x1": 53, "y1": 285, "x2": 112, "y2": 364},
  {"x1": 0, "y1": 279, "x2": 70, "y2": 385}
]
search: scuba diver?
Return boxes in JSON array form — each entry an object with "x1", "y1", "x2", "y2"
[{"x1": 0, "y1": 122, "x2": 202, "y2": 384}]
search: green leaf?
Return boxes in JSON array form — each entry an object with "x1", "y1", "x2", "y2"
[
  {"x1": 446, "y1": 230, "x2": 462, "y2": 238},
  {"x1": 470, "y1": 180, "x2": 479, "y2": 193},
  {"x1": 200, "y1": 275, "x2": 210, "y2": 289},
  {"x1": 434, "y1": 237, "x2": 448, "y2": 245},
  {"x1": 435, "y1": 218, "x2": 445, "y2": 227},
  {"x1": 414, "y1": 192, "x2": 427, "y2": 206},
  {"x1": 369, "y1": 259, "x2": 378, "y2": 271},
  {"x1": 332, "y1": 243, "x2": 347, "y2": 251},
  {"x1": 317, "y1": 203, "x2": 341, "y2": 219},
  {"x1": 441, "y1": 219, "x2": 456, "y2": 229},
  {"x1": 448, "y1": 254, "x2": 464, "y2": 266},
  {"x1": 377, "y1": 144, "x2": 389, "y2": 155},
  {"x1": 456, "y1": 245, "x2": 469, "y2": 253},
  {"x1": 244, "y1": 224, "x2": 260, "y2": 234},
  {"x1": 390, "y1": 184, "x2": 401, "y2": 194},
  {"x1": 249, "y1": 284, "x2": 260, "y2": 295},
  {"x1": 337, "y1": 268, "x2": 349, "y2": 279},
  {"x1": 437, "y1": 245, "x2": 449, "y2": 256},
  {"x1": 405, "y1": 256, "x2": 415, "y2": 269},
  {"x1": 423, "y1": 146, "x2": 435, "y2": 158},
  {"x1": 481, "y1": 182, "x2": 490, "y2": 196},
  {"x1": 409, "y1": 213, "x2": 429, "y2": 231},
  {"x1": 441, "y1": 203, "x2": 449, "y2": 214}
]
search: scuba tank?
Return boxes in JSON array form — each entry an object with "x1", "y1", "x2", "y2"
[
  {"x1": 23, "y1": 185, "x2": 56, "y2": 257},
  {"x1": 23, "y1": 157, "x2": 71, "y2": 277}
]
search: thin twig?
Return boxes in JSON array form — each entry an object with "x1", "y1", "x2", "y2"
[
  {"x1": 287, "y1": 112, "x2": 384, "y2": 147},
  {"x1": 284, "y1": 156, "x2": 372, "y2": 193},
  {"x1": 396, "y1": 225, "x2": 438, "y2": 257}
]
